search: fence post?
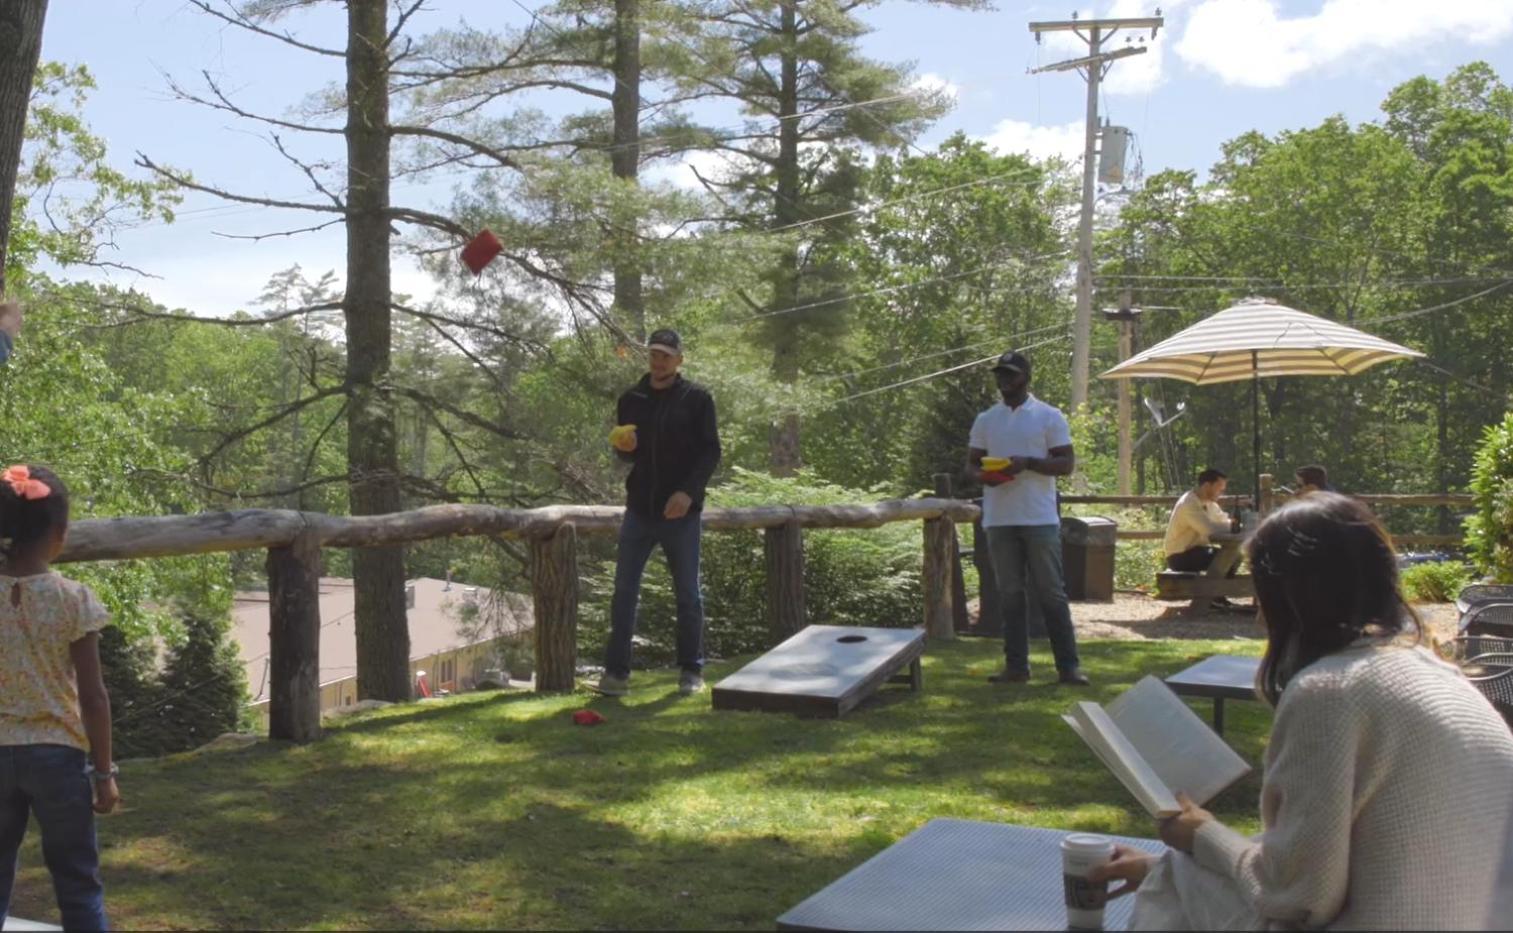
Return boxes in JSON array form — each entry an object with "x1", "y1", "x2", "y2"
[
  {"x1": 923, "y1": 510, "x2": 956, "y2": 641},
  {"x1": 530, "y1": 522, "x2": 579, "y2": 691},
  {"x1": 934, "y1": 473, "x2": 971, "y2": 634},
  {"x1": 764, "y1": 520, "x2": 806, "y2": 643},
  {"x1": 266, "y1": 531, "x2": 322, "y2": 743},
  {"x1": 1259, "y1": 473, "x2": 1275, "y2": 516}
]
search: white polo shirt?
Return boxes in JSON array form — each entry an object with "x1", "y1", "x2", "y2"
[{"x1": 968, "y1": 394, "x2": 1072, "y2": 527}]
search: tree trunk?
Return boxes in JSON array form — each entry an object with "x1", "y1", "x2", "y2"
[
  {"x1": 0, "y1": 0, "x2": 48, "y2": 294},
  {"x1": 530, "y1": 524, "x2": 578, "y2": 691},
  {"x1": 266, "y1": 532, "x2": 322, "y2": 743},
  {"x1": 610, "y1": 0, "x2": 644, "y2": 340},
  {"x1": 345, "y1": 1, "x2": 410, "y2": 701},
  {"x1": 767, "y1": 0, "x2": 802, "y2": 476}
]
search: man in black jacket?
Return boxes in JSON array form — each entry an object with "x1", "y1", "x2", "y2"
[{"x1": 596, "y1": 328, "x2": 721, "y2": 696}]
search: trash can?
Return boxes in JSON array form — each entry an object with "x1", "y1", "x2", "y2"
[{"x1": 1061, "y1": 516, "x2": 1117, "y2": 601}]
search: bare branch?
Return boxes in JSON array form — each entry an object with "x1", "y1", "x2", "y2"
[
  {"x1": 165, "y1": 70, "x2": 343, "y2": 135},
  {"x1": 387, "y1": 0, "x2": 427, "y2": 48},
  {"x1": 392, "y1": 385, "x2": 524, "y2": 441},
  {"x1": 198, "y1": 384, "x2": 349, "y2": 467},
  {"x1": 135, "y1": 153, "x2": 345, "y2": 215},
  {"x1": 392, "y1": 301, "x2": 546, "y2": 351},
  {"x1": 186, "y1": 0, "x2": 345, "y2": 57},
  {"x1": 213, "y1": 218, "x2": 345, "y2": 242},
  {"x1": 389, "y1": 124, "x2": 527, "y2": 172},
  {"x1": 94, "y1": 301, "x2": 345, "y2": 329},
  {"x1": 269, "y1": 133, "x2": 345, "y2": 208}
]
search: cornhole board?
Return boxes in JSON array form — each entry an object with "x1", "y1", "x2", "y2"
[{"x1": 712, "y1": 625, "x2": 926, "y2": 718}]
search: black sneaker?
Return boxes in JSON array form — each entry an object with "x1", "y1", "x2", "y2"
[
  {"x1": 988, "y1": 668, "x2": 1031, "y2": 684},
  {"x1": 1058, "y1": 669, "x2": 1091, "y2": 686}
]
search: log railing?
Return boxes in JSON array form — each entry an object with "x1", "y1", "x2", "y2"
[
  {"x1": 52, "y1": 481, "x2": 1471, "y2": 745},
  {"x1": 55, "y1": 498, "x2": 979, "y2": 744},
  {"x1": 1063, "y1": 474, "x2": 1473, "y2": 550}
]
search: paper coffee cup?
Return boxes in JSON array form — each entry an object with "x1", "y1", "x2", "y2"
[{"x1": 1061, "y1": 833, "x2": 1116, "y2": 930}]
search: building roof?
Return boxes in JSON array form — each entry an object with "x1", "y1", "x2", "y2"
[{"x1": 232, "y1": 577, "x2": 533, "y2": 701}]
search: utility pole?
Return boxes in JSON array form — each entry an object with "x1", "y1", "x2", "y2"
[
  {"x1": 1029, "y1": 12, "x2": 1161, "y2": 411},
  {"x1": 1103, "y1": 291, "x2": 1141, "y2": 494}
]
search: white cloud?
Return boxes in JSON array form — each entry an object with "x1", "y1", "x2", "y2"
[
  {"x1": 912, "y1": 72, "x2": 961, "y2": 104},
  {"x1": 981, "y1": 118, "x2": 1086, "y2": 162},
  {"x1": 644, "y1": 149, "x2": 732, "y2": 191},
  {"x1": 1175, "y1": 0, "x2": 1513, "y2": 89},
  {"x1": 1034, "y1": 1, "x2": 1189, "y2": 95}
]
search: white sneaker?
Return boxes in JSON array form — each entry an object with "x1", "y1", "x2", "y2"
[
  {"x1": 593, "y1": 673, "x2": 629, "y2": 696},
  {"x1": 677, "y1": 671, "x2": 705, "y2": 696}
]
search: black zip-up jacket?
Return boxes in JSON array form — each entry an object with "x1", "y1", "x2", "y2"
[{"x1": 615, "y1": 373, "x2": 722, "y2": 519}]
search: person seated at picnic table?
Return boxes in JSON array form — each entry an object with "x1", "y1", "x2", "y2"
[
  {"x1": 1163, "y1": 467, "x2": 1236, "y2": 574},
  {"x1": 1292, "y1": 463, "x2": 1333, "y2": 497},
  {"x1": 1091, "y1": 492, "x2": 1513, "y2": 930}
]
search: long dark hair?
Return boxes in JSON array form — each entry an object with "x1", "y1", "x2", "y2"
[
  {"x1": 0, "y1": 464, "x2": 70, "y2": 561},
  {"x1": 1246, "y1": 492, "x2": 1420, "y2": 705}
]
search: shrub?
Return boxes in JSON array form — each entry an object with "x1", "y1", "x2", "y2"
[
  {"x1": 579, "y1": 469, "x2": 924, "y2": 668},
  {"x1": 1399, "y1": 561, "x2": 1472, "y2": 604},
  {"x1": 1465, "y1": 413, "x2": 1513, "y2": 583}
]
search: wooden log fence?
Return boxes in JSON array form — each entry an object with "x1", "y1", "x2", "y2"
[{"x1": 51, "y1": 482, "x2": 1470, "y2": 745}]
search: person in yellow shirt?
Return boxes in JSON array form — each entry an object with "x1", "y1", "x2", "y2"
[{"x1": 1163, "y1": 468, "x2": 1234, "y2": 574}]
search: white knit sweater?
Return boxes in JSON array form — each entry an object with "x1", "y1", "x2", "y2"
[{"x1": 1193, "y1": 643, "x2": 1513, "y2": 930}]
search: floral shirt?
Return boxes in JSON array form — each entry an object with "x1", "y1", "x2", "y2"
[{"x1": 0, "y1": 572, "x2": 110, "y2": 750}]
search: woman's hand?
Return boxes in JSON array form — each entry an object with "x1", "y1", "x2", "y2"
[
  {"x1": 1088, "y1": 844, "x2": 1157, "y2": 899},
  {"x1": 1159, "y1": 792, "x2": 1215, "y2": 853}
]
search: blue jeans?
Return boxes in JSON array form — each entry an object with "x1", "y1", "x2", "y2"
[
  {"x1": 985, "y1": 524, "x2": 1081, "y2": 676},
  {"x1": 0, "y1": 744, "x2": 108, "y2": 932},
  {"x1": 604, "y1": 510, "x2": 705, "y2": 678}
]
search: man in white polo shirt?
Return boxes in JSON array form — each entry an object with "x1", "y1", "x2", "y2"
[{"x1": 966, "y1": 349, "x2": 1088, "y2": 686}]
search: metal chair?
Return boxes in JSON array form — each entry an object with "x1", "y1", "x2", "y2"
[
  {"x1": 1459, "y1": 601, "x2": 1513, "y2": 647},
  {"x1": 1456, "y1": 584, "x2": 1513, "y2": 617},
  {"x1": 1450, "y1": 636, "x2": 1513, "y2": 727}
]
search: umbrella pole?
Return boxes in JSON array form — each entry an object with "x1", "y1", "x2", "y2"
[{"x1": 1252, "y1": 350, "x2": 1261, "y2": 514}]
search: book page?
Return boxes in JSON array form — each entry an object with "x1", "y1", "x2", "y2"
[
  {"x1": 1106, "y1": 675, "x2": 1251, "y2": 806},
  {"x1": 1069, "y1": 701, "x2": 1181, "y2": 818}
]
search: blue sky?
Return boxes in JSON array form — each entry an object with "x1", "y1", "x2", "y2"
[{"x1": 36, "y1": 0, "x2": 1513, "y2": 316}]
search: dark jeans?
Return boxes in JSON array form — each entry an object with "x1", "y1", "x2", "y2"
[
  {"x1": 1166, "y1": 546, "x2": 1238, "y2": 577},
  {"x1": 0, "y1": 744, "x2": 108, "y2": 932},
  {"x1": 604, "y1": 509, "x2": 705, "y2": 678},
  {"x1": 985, "y1": 524, "x2": 1080, "y2": 676}
]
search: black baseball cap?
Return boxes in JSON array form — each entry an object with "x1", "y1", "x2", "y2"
[
  {"x1": 992, "y1": 350, "x2": 1030, "y2": 376},
  {"x1": 648, "y1": 328, "x2": 683, "y2": 354}
]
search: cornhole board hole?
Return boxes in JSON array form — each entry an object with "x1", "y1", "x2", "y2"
[{"x1": 712, "y1": 624, "x2": 926, "y2": 718}]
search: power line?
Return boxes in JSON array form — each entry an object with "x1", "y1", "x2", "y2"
[
  {"x1": 820, "y1": 320, "x2": 1072, "y2": 382},
  {"x1": 1356, "y1": 280, "x2": 1513, "y2": 328},
  {"x1": 744, "y1": 248, "x2": 1073, "y2": 322},
  {"x1": 827, "y1": 332, "x2": 1071, "y2": 406}
]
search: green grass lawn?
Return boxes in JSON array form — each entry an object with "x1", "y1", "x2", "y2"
[{"x1": 11, "y1": 637, "x2": 1269, "y2": 930}]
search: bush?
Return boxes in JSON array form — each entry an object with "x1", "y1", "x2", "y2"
[
  {"x1": 1399, "y1": 561, "x2": 1472, "y2": 603},
  {"x1": 579, "y1": 469, "x2": 925, "y2": 668},
  {"x1": 1466, "y1": 413, "x2": 1513, "y2": 583}
]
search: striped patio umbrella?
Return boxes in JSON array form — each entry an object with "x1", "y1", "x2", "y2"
[{"x1": 1100, "y1": 297, "x2": 1423, "y2": 506}]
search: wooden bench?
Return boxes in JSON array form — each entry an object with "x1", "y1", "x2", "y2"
[{"x1": 1156, "y1": 570, "x2": 1254, "y2": 601}]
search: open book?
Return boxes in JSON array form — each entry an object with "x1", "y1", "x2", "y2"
[{"x1": 1064, "y1": 675, "x2": 1251, "y2": 818}]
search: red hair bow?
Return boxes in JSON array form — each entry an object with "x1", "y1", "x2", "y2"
[{"x1": 1, "y1": 465, "x2": 51, "y2": 500}]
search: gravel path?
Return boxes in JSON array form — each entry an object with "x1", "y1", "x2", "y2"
[{"x1": 969, "y1": 594, "x2": 1459, "y2": 643}]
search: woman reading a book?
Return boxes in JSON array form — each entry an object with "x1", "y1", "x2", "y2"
[{"x1": 1091, "y1": 492, "x2": 1513, "y2": 930}]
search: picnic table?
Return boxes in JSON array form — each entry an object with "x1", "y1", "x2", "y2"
[
  {"x1": 1163, "y1": 654, "x2": 1262, "y2": 735},
  {"x1": 776, "y1": 819, "x2": 1162, "y2": 931}
]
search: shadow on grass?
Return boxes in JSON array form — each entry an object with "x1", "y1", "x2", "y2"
[{"x1": 7, "y1": 638, "x2": 1269, "y2": 930}]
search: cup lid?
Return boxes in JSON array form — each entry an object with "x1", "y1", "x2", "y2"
[{"x1": 1061, "y1": 833, "x2": 1115, "y2": 853}]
